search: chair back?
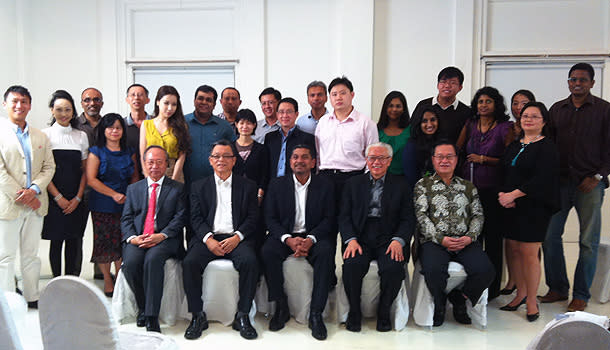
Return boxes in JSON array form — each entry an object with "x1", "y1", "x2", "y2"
[
  {"x1": 39, "y1": 276, "x2": 120, "y2": 350},
  {"x1": 536, "y1": 321, "x2": 610, "y2": 349},
  {"x1": 0, "y1": 291, "x2": 24, "y2": 350}
]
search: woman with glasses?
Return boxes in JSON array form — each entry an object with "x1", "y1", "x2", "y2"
[
  {"x1": 377, "y1": 91, "x2": 410, "y2": 175},
  {"x1": 87, "y1": 113, "x2": 138, "y2": 296},
  {"x1": 498, "y1": 102, "x2": 559, "y2": 322},
  {"x1": 140, "y1": 85, "x2": 190, "y2": 183},
  {"x1": 403, "y1": 106, "x2": 441, "y2": 188},
  {"x1": 456, "y1": 86, "x2": 515, "y2": 300}
]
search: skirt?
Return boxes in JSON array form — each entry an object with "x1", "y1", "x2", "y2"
[{"x1": 90, "y1": 211, "x2": 122, "y2": 263}]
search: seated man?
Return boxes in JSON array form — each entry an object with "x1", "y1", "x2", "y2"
[
  {"x1": 182, "y1": 140, "x2": 259, "y2": 340},
  {"x1": 340, "y1": 142, "x2": 414, "y2": 332},
  {"x1": 120, "y1": 146, "x2": 186, "y2": 333},
  {"x1": 262, "y1": 144, "x2": 335, "y2": 340},
  {"x1": 413, "y1": 141, "x2": 495, "y2": 327}
]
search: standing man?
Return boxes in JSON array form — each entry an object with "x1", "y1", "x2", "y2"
[
  {"x1": 340, "y1": 142, "x2": 413, "y2": 332},
  {"x1": 125, "y1": 83, "x2": 152, "y2": 179},
  {"x1": 540, "y1": 62, "x2": 610, "y2": 312},
  {"x1": 262, "y1": 144, "x2": 335, "y2": 340},
  {"x1": 265, "y1": 97, "x2": 316, "y2": 179},
  {"x1": 182, "y1": 140, "x2": 259, "y2": 340},
  {"x1": 253, "y1": 87, "x2": 282, "y2": 143},
  {"x1": 296, "y1": 81, "x2": 329, "y2": 135},
  {"x1": 121, "y1": 146, "x2": 186, "y2": 333},
  {"x1": 218, "y1": 87, "x2": 242, "y2": 135},
  {"x1": 409, "y1": 67, "x2": 471, "y2": 144},
  {"x1": 76, "y1": 87, "x2": 104, "y2": 146},
  {"x1": 0, "y1": 86, "x2": 55, "y2": 308}
]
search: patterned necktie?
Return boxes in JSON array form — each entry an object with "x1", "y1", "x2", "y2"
[{"x1": 143, "y1": 183, "x2": 159, "y2": 236}]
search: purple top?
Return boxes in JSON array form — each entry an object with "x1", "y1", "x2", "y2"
[{"x1": 462, "y1": 119, "x2": 512, "y2": 189}]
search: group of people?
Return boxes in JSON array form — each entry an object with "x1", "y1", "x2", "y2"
[{"x1": 0, "y1": 62, "x2": 607, "y2": 341}]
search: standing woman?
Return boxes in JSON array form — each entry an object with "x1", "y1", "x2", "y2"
[
  {"x1": 377, "y1": 91, "x2": 410, "y2": 175},
  {"x1": 456, "y1": 86, "x2": 515, "y2": 299},
  {"x1": 140, "y1": 85, "x2": 190, "y2": 183},
  {"x1": 501, "y1": 89, "x2": 536, "y2": 295},
  {"x1": 87, "y1": 114, "x2": 138, "y2": 296},
  {"x1": 42, "y1": 90, "x2": 89, "y2": 277},
  {"x1": 498, "y1": 102, "x2": 559, "y2": 321},
  {"x1": 402, "y1": 107, "x2": 441, "y2": 189}
]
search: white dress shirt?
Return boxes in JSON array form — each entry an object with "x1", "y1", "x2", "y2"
[
  {"x1": 203, "y1": 173, "x2": 244, "y2": 243},
  {"x1": 280, "y1": 174, "x2": 317, "y2": 244},
  {"x1": 126, "y1": 176, "x2": 167, "y2": 243}
]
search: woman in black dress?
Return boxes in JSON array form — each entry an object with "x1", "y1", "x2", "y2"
[
  {"x1": 42, "y1": 90, "x2": 89, "y2": 277},
  {"x1": 498, "y1": 102, "x2": 559, "y2": 322},
  {"x1": 402, "y1": 106, "x2": 441, "y2": 189}
]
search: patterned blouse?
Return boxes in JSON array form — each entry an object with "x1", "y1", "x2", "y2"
[{"x1": 413, "y1": 173, "x2": 483, "y2": 244}]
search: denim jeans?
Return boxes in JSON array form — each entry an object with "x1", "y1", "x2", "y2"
[{"x1": 543, "y1": 181, "x2": 605, "y2": 301}]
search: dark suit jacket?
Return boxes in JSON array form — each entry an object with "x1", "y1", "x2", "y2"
[
  {"x1": 264, "y1": 126, "x2": 316, "y2": 179},
  {"x1": 265, "y1": 174, "x2": 335, "y2": 242},
  {"x1": 120, "y1": 177, "x2": 186, "y2": 243},
  {"x1": 189, "y1": 173, "x2": 258, "y2": 245},
  {"x1": 233, "y1": 141, "x2": 270, "y2": 192},
  {"x1": 339, "y1": 173, "x2": 414, "y2": 247}
]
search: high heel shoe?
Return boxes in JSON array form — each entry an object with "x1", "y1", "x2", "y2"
[
  {"x1": 499, "y1": 297, "x2": 526, "y2": 311},
  {"x1": 499, "y1": 285, "x2": 516, "y2": 295},
  {"x1": 526, "y1": 304, "x2": 540, "y2": 322}
]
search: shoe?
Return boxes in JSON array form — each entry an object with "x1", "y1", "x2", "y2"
[
  {"x1": 232, "y1": 313, "x2": 258, "y2": 340},
  {"x1": 500, "y1": 297, "x2": 527, "y2": 311},
  {"x1": 15, "y1": 287, "x2": 22, "y2": 295},
  {"x1": 27, "y1": 300, "x2": 38, "y2": 309},
  {"x1": 308, "y1": 312, "x2": 327, "y2": 340},
  {"x1": 94, "y1": 273, "x2": 104, "y2": 280},
  {"x1": 538, "y1": 290, "x2": 568, "y2": 303},
  {"x1": 104, "y1": 290, "x2": 113, "y2": 298},
  {"x1": 526, "y1": 304, "x2": 540, "y2": 322},
  {"x1": 184, "y1": 312, "x2": 208, "y2": 340},
  {"x1": 345, "y1": 312, "x2": 361, "y2": 332},
  {"x1": 448, "y1": 290, "x2": 471, "y2": 325},
  {"x1": 567, "y1": 298, "x2": 587, "y2": 312},
  {"x1": 146, "y1": 316, "x2": 161, "y2": 333},
  {"x1": 376, "y1": 318, "x2": 392, "y2": 332},
  {"x1": 499, "y1": 285, "x2": 516, "y2": 295},
  {"x1": 136, "y1": 310, "x2": 146, "y2": 327},
  {"x1": 433, "y1": 304, "x2": 446, "y2": 327},
  {"x1": 269, "y1": 299, "x2": 290, "y2": 331}
]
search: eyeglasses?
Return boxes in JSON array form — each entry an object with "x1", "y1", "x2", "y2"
[
  {"x1": 438, "y1": 79, "x2": 460, "y2": 87},
  {"x1": 521, "y1": 115, "x2": 542, "y2": 120},
  {"x1": 210, "y1": 154, "x2": 235, "y2": 160},
  {"x1": 432, "y1": 154, "x2": 457, "y2": 160},
  {"x1": 145, "y1": 160, "x2": 166, "y2": 166},
  {"x1": 568, "y1": 77, "x2": 590, "y2": 83},
  {"x1": 366, "y1": 156, "x2": 391, "y2": 162},
  {"x1": 277, "y1": 109, "x2": 295, "y2": 115},
  {"x1": 82, "y1": 97, "x2": 102, "y2": 103}
]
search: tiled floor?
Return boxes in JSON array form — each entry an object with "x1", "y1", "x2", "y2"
[{"x1": 18, "y1": 241, "x2": 610, "y2": 350}]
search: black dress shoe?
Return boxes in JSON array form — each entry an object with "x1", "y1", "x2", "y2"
[
  {"x1": 308, "y1": 312, "x2": 327, "y2": 340},
  {"x1": 269, "y1": 300, "x2": 290, "y2": 331},
  {"x1": 232, "y1": 313, "x2": 258, "y2": 340},
  {"x1": 500, "y1": 297, "x2": 527, "y2": 311},
  {"x1": 136, "y1": 310, "x2": 146, "y2": 327},
  {"x1": 146, "y1": 316, "x2": 161, "y2": 333},
  {"x1": 433, "y1": 303, "x2": 446, "y2": 327},
  {"x1": 104, "y1": 291, "x2": 113, "y2": 298},
  {"x1": 345, "y1": 312, "x2": 361, "y2": 332},
  {"x1": 27, "y1": 300, "x2": 38, "y2": 309},
  {"x1": 448, "y1": 290, "x2": 471, "y2": 325},
  {"x1": 526, "y1": 304, "x2": 540, "y2": 322},
  {"x1": 184, "y1": 312, "x2": 208, "y2": 340},
  {"x1": 499, "y1": 285, "x2": 516, "y2": 295},
  {"x1": 376, "y1": 318, "x2": 392, "y2": 332}
]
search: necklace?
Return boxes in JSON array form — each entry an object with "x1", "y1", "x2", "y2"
[
  {"x1": 478, "y1": 119, "x2": 496, "y2": 142},
  {"x1": 511, "y1": 134, "x2": 541, "y2": 166}
]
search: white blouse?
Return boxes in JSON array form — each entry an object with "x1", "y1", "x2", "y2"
[{"x1": 42, "y1": 122, "x2": 89, "y2": 160}]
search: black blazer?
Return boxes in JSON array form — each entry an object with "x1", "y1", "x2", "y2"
[
  {"x1": 120, "y1": 177, "x2": 186, "y2": 243},
  {"x1": 189, "y1": 173, "x2": 258, "y2": 245},
  {"x1": 339, "y1": 173, "x2": 414, "y2": 247},
  {"x1": 233, "y1": 141, "x2": 270, "y2": 192},
  {"x1": 265, "y1": 174, "x2": 335, "y2": 242},
  {"x1": 264, "y1": 126, "x2": 316, "y2": 179}
]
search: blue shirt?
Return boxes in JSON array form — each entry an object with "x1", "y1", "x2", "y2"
[
  {"x1": 253, "y1": 119, "x2": 280, "y2": 144},
  {"x1": 276, "y1": 126, "x2": 296, "y2": 177},
  {"x1": 11, "y1": 122, "x2": 41, "y2": 194},
  {"x1": 296, "y1": 109, "x2": 328, "y2": 135},
  {"x1": 185, "y1": 113, "x2": 236, "y2": 183}
]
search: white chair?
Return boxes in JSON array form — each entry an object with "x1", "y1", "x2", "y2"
[
  {"x1": 0, "y1": 291, "x2": 25, "y2": 350},
  {"x1": 112, "y1": 258, "x2": 185, "y2": 326},
  {"x1": 181, "y1": 259, "x2": 256, "y2": 326},
  {"x1": 590, "y1": 236, "x2": 610, "y2": 303},
  {"x1": 255, "y1": 256, "x2": 333, "y2": 324},
  {"x1": 411, "y1": 261, "x2": 488, "y2": 329},
  {"x1": 39, "y1": 276, "x2": 178, "y2": 350},
  {"x1": 526, "y1": 311, "x2": 610, "y2": 350},
  {"x1": 336, "y1": 260, "x2": 410, "y2": 331}
]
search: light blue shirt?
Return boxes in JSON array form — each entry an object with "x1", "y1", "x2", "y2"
[
  {"x1": 296, "y1": 108, "x2": 328, "y2": 135},
  {"x1": 253, "y1": 119, "x2": 280, "y2": 144},
  {"x1": 11, "y1": 122, "x2": 40, "y2": 194},
  {"x1": 276, "y1": 126, "x2": 296, "y2": 177}
]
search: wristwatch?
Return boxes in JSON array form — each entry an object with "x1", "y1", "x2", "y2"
[{"x1": 594, "y1": 174, "x2": 603, "y2": 181}]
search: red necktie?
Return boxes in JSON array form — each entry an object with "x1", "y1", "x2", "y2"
[{"x1": 143, "y1": 183, "x2": 159, "y2": 236}]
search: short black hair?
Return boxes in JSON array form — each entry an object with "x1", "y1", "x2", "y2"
[
  {"x1": 235, "y1": 108, "x2": 257, "y2": 134},
  {"x1": 306, "y1": 81, "x2": 327, "y2": 94},
  {"x1": 431, "y1": 139, "x2": 457, "y2": 156},
  {"x1": 95, "y1": 113, "x2": 128, "y2": 150},
  {"x1": 195, "y1": 85, "x2": 218, "y2": 101},
  {"x1": 290, "y1": 143, "x2": 315, "y2": 159},
  {"x1": 520, "y1": 101, "x2": 551, "y2": 136},
  {"x1": 259, "y1": 87, "x2": 281, "y2": 102},
  {"x1": 568, "y1": 62, "x2": 595, "y2": 81},
  {"x1": 437, "y1": 67, "x2": 464, "y2": 85},
  {"x1": 277, "y1": 97, "x2": 298, "y2": 113},
  {"x1": 126, "y1": 83, "x2": 149, "y2": 96},
  {"x1": 221, "y1": 87, "x2": 241, "y2": 99},
  {"x1": 211, "y1": 139, "x2": 237, "y2": 157},
  {"x1": 4, "y1": 85, "x2": 31, "y2": 102},
  {"x1": 328, "y1": 76, "x2": 353, "y2": 93}
]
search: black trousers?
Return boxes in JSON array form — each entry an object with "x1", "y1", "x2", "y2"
[
  {"x1": 49, "y1": 238, "x2": 81, "y2": 277},
  {"x1": 342, "y1": 239, "x2": 405, "y2": 319},
  {"x1": 478, "y1": 187, "x2": 503, "y2": 298},
  {"x1": 261, "y1": 237, "x2": 333, "y2": 313},
  {"x1": 122, "y1": 239, "x2": 178, "y2": 316},
  {"x1": 182, "y1": 238, "x2": 259, "y2": 314},
  {"x1": 419, "y1": 241, "x2": 495, "y2": 307}
]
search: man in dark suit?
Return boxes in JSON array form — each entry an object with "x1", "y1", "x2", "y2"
[
  {"x1": 182, "y1": 140, "x2": 259, "y2": 340},
  {"x1": 120, "y1": 145, "x2": 186, "y2": 333},
  {"x1": 262, "y1": 144, "x2": 335, "y2": 340},
  {"x1": 264, "y1": 97, "x2": 316, "y2": 179},
  {"x1": 340, "y1": 142, "x2": 414, "y2": 332}
]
